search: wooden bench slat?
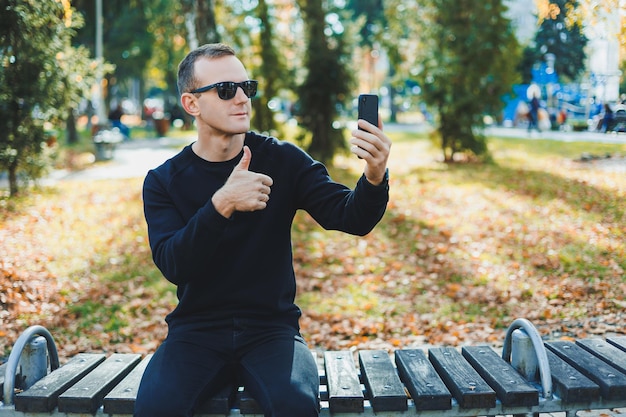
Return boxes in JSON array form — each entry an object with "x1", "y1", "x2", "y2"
[
  {"x1": 102, "y1": 354, "x2": 152, "y2": 415},
  {"x1": 577, "y1": 338, "x2": 626, "y2": 375},
  {"x1": 6, "y1": 335, "x2": 626, "y2": 416},
  {"x1": 324, "y1": 351, "x2": 364, "y2": 413},
  {"x1": 546, "y1": 349, "x2": 600, "y2": 403},
  {"x1": 194, "y1": 383, "x2": 237, "y2": 414},
  {"x1": 233, "y1": 386, "x2": 261, "y2": 415},
  {"x1": 394, "y1": 349, "x2": 451, "y2": 410},
  {"x1": 546, "y1": 340, "x2": 626, "y2": 401},
  {"x1": 57, "y1": 353, "x2": 141, "y2": 413},
  {"x1": 429, "y1": 346, "x2": 496, "y2": 409},
  {"x1": 462, "y1": 345, "x2": 539, "y2": 406},
  {"x1": 608, "y1": 336, "x2": 626, "y2": 352},
  {"x1": 358, "y1": 350, "x2": 407, "y2": 412},
  {"x1": 14, "y1": 353, "x2": 105, "y2": 412}
]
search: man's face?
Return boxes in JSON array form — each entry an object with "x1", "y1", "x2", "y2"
[{"x1": 191, "y1": 55, "x2": 253, "y2": 135}]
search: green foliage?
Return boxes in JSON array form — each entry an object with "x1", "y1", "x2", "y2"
[
  {"x1": 73, "y1": 0, "x2": 156, "y2": 105},
  {"x1": 144, "y1": 0, "x2": 188, "y2": 114},
  {"x1": 104, "y1": 4, "x2": 154, "y2": 82},
  {"x1": 181, "y1": 0, "x2": 220, "y2": 45},
  {"x1": 530, "y1": 0, "x2": 588, "y2": 82},
  {"x1": 517, "y1": 47, "x2": 538, "y2": 84},
  {"x1": 0, "y1": 0, "x2": 96, "y2": 196},
  {"x1": 378, "y1": 2, "x2": 424, "y2": 121},
  {"x1": 347, "y1": 0, "x2": 385, "y2": 48},
  {"x1": 251, "y1": 0, "x2": 286, "y2": 135},
  {"x1": 414, "y1": 0, "x2": 521, "y2": 162},
  {"x1": 295, "y1": 0, "x2": 355, "y2": 164}
]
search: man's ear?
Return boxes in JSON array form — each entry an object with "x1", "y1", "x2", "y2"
[{"x1": 181, "y1": 93, "x2": 200, "y2": 116}]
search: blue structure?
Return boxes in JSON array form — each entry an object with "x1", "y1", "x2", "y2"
[{"x1": 502, "y1": 61, "x2": 561, "y2": 123}]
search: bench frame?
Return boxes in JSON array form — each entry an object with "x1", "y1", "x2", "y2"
[{"x1": 2, "y1": 318, "x2": 626, "y2": 417}]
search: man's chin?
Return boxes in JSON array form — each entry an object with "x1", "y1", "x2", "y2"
[
  {"x1": 232, "y1": 121, "x2": 250, "y2": 134},
  {"x1": 233, "y1": 127, "x2": 250, "y2": 135}
]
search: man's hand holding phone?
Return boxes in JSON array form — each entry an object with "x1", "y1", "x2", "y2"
[{"x1": 351, "y1": 94, "x2": 391, "y2": 186}]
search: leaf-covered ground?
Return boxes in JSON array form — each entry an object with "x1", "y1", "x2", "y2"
[{"x1": 1, "y1": 136, "x2": 625, "y2": 359}]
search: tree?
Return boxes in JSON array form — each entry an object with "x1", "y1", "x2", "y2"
[
  {"x1": 73, "y1": 0, "x2": 156, "y2": 112},
  {"x1": 295, "y1": 0, "x2": 354, "y2": 165},
  {"x1": 414, "y1": 0, "x2": 521, "y2": 162},
  {"x1": 346, "y1": 0, "x2": 400, "y2": 119},
  {"x1": 553, "y1": 0, "x2": 625, "y2": 44},
  {"x1": 181, "y1": 0, "x2": 219, "y2": 49},
  {"x1": 529, "y1": 0, "x2": 588, "y2": 82},
  {"x1": 0, "y1": 0, "x2": 96, "y2": 196},
  {"x1": 145, "y1": 0, "x2": 189, "y2": 122},
  {"x1": 251, "y1": 0, "x2": 286, "y2": 135},
  {"x1": 379, "y1": 1, "x2": 423, "y2": 121},
  {"x1": 347, "y1": 0, "x2": 385, "y2": 48}
]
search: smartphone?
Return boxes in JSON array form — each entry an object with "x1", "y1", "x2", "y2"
[{"x1": 358, "y1": 94, "x2": 379, "y2": 130}]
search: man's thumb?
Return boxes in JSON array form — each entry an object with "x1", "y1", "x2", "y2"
[{"x1": 237, "y1": 146, "x2": 251, "y2": 171}]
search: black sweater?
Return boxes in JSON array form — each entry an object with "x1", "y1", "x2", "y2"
[{"x1": 142, "y1": 131, "x2": 389, "y2": 330}]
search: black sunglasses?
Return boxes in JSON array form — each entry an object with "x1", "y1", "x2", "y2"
[{"x1": 189, "y1": 80, "x2": 258, "y2": 100}]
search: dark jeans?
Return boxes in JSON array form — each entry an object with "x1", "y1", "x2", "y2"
[{"x1": 134, "y1": 318, "x2": 319, "y2": 417}]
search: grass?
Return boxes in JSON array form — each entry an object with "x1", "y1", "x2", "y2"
[
  {"x1": 1, "y1": 128, "x2": 625, "y2": 356},
  {"x1": 295, "y1": 131, "x2": 626, "y2": 348}
]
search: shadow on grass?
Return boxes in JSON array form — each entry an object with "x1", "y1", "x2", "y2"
[{"x1": 297, "y1": 160, "x2": 625, "y2": 340}]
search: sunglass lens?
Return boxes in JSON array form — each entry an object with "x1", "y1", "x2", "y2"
[
  {"x1": 217, "y1": 82, "x2": 238, "y2": 100},
  {"x1": 213, "y1": 81, "x2": 258, "y2": 100},
  {"x1": 244, "y1": 81, "x2": 258, "y2": 98}
]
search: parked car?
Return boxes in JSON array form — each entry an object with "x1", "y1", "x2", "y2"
[{"x1": 608, "y1": 104, "x2": 626, "y2": 133}]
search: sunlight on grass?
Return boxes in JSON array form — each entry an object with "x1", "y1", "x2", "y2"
[
  {"x1": 2, "y1": 130, "x2": 626, "y2": 353},
  {"x1": 298, "y1": 282, "x2": 383, "y2": 316},
  {"x1": 488, "y1": 136, "x2": 626, "y2": 170},
  {"x1": 298, "y1": 131, "x2": 626, "y2": 345}
]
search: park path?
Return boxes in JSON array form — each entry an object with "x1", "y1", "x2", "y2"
[
  {"x1": 1, "y1": 124, "x2": 625, "y2": 189},
  {"x1": 53, "y1": 136, "x2": 192, "y2": 183},
  {"x1": 90, "y1": 125, "x2": 625, "y2": 181}
]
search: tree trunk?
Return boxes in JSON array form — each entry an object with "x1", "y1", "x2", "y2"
[
  {"x1": 253, "y1": 0, "x2": 279, "y2": 134},
  {"x1": 182, "y1": 0, "x2": 219, "y2": 48},
  {"x1": 297, "y1": 0, "x2": 344, "y2": 165},
  {"x1": 388, "y1": 84, "x2": 397, "y2": 123},
  {"x1": 184, "y1": 9, "x2": 198, "y2": 50},
  {"x1": 196, "y1": 0, "x2": 219, "y2": 44},
  {"x1": 66, "y1": 108, "x2": 78, "y2": 145},
  {"x1": 307, "y1": 112, "x2": 333, "y2": 164},
  {"x1": 8, "y1": 160, "x2": 18, "y2": 197}
]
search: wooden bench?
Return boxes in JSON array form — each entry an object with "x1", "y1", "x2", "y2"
[{"x1": 1, "y1": 319, "x2": 626, "y2": 416}]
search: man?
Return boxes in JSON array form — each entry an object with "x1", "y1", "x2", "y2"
[
  {"x1": 527, "y1": 93, "x2": 540, "y2": 133},
  {"x1": 108, "y1": 103, "x2": 130, "y2": 139},
  {"x1": 135, "y1": 43, "x2": 391, "y2": 417}
]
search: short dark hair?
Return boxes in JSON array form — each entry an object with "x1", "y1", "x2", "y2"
[{"x1": 177, "y1": 43, "x2": 236, "y2": 96}]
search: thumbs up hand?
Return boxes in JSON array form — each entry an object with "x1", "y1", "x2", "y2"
[{"x1": 212, "y1": 146, "x2": 274, "y2": 218}]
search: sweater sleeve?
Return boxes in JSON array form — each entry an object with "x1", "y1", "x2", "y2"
[
  {"x1": 293, "y1": 149, "x2": 389, "y2": 236},
  {"x1": 142, "y1": 169, "x2": 230, "y2": 285}
]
